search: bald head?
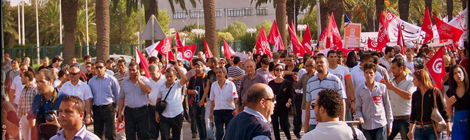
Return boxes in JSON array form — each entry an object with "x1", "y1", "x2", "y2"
[{"x1": 246, "y1": 83, "x2": 274, "y2": 105}]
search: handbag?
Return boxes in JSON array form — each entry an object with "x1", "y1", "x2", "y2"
[
  {"x1": 430, "y1": 88, "x2": 447, "y2": 132},
  {"x1": 155, "y1": 84, "x2": 175, "y2": 113}
]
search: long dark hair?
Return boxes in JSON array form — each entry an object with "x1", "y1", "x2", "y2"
[
  {"x1": 346, "y1": 50, "x2": 358, "y2": 68},
  {"x1": 448, "y1": 65, "x2": 469, "y2": 94}
]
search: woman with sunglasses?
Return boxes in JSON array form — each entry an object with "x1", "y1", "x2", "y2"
[
  {"x1": 268, "y1": 64, "x2": 293, "y2": 140},
  {"x1": 446, "y1": 65, "x2": 469, "y2": 140},
  {"x1": 408, "y1": 70, "x2": 450, "y2": 140}
]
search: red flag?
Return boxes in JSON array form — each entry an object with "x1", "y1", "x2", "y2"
[
  {"x1": 377, "y1": 11, "x2": 390, "y2": 50},
  {"x1": 425, "y1": 46, "x2": 445, "y2": 89},
  {"x1": 223, "y1": 40, "x2": 235, "y2": 58},
  {"x1": 421, "y1": 7, "x2": 433, "y2": 44},
  {"x1": 368, "y1": 38, "x2": 380, "y2": 51},
  {"x1": 302, "y1": 23, "x2": 313, "y2": 55},
  {"x1": 175, "y1": 30, "x2": 184, "y2": 52},
  {"x1": 433, "y1": 15, "x2": 464, "y2": 45},
  {"x1": 268, "y1": 20, "x2": 280, "y2": 44},
  {"x1": 136, "y1": 49, "x2": 150, "y2": 78},
  {"x1": 155, "y1": 37, "x2": 175, "y2": 60},
  {"x1": 288, "y1": 21, "x2": 305, "y2": 57},
  {"x1": 328, "y1": 12, "x2": 343, "y2": 48},
  {"x1": 397, "y1": 23, "x2": 405, "y2": 55},
  {"x1": 203, "y1": 39, "x2": 213, "y2": 58},
  {"x1": 256, "y1": 26, "x2": 272, "y2": 57},
  {"x1": 318, "y1": 28, "x2": 330, "y2": 48},
  {"x1": 181, "y1": 44, "x2": 197, "y2": 62},
  {"x1": 273, "y1": 35, "x2": 285, "y2": 52}
]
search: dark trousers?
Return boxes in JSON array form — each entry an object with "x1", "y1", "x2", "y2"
[
  {"x1": 148, "y1": 105, "x2": 160, "y2": 139},
  {"x1": 124, "y1": 106, "x2": 150, "y2": 140},
  {"x1": 190, "y1": 104, "x2": 206, "y2": 139},
  {"x1": 293, "y1": 93, "x2": 303, "y2": 134},
  {"x1": 272, "y1": 110, "x2": 292, "y2": 140},
  {"x1": 188, "y1": 98, "x2": 198, "y2": 135},
  {"x1": 213, "y1": 110, "x2": 235, "y2": 140},
  {"x1": 160, "y1": 113, "x2": 184, "y2": 140},
  {"x1": 93, "y1": 103, "x2": 117, "y2": 140},
  {"x1": 388, "y1": 118, "x2": 410, "y2": 140},
  {"x1": 362, "y1": 126, "x2": 386, "y2": 140}
]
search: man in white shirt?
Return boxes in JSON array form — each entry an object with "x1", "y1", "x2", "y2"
[
  {"x1": 9, "y1": 63, "x2": 29, "y2": 106},
  {"x1": 405, "y1": 50, "x2": 415, "y2": 73},
  {"x1": 59, "y1": 66, "x2": 93, "y2": 125},
  {"x1": 351, "y1": 54, "x2": 385, "y2": 88},
  {"x1": 148, "y1": 64, "x2": 166, "y2": 140},
  {"x1": 209, "y1": 67, "x2": 238, "y2": 140},
  {"x1": 301, "y1": 89, "x2": 366, "y2": 140},
  {"x1": 327, "y1": 50, "x2": 355, "y2": 121},
  {"x1": 379, "y1": 47, "x2": 396, "y2": 70},
  {"x1": 384, "y1": 57, "x2": 415, "y2": 140},
  {"x1": 54, "y1": 69, "x2": 69, "y2": 88}
]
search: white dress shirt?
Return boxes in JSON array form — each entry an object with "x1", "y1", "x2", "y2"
[
  {"x1": 59, "y1": 81, "x2": 93, "y2": 102},
  {"x1": 148, "y1": 75, "x2": 166, "y2": 106},
  {"x1": 210, "y1": 80, "x2": 238, "y2": 110},
  {"x1": 301, "y1": 121, "x2": 366, "y2": 140},
  {"x1": 388, "y1": 74, "x2": 416, "y2": 116},
  {"x1": 156, "y1": 80, "x2": 185, "y2": 118}
]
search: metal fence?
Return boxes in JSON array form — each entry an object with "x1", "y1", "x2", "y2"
[{"x1": 3, "y1": 41, "x2": 249, "y2": 60}]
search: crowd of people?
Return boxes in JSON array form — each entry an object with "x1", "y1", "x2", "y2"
[{"x1": 1, "y1": 42, "x2": 469, "y2": 140}]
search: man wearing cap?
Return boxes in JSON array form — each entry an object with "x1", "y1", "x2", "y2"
[
  {"x1": 2, "y1": 53, "x2": 12, "y2": 71},
  {"x1": 187, "y1": 61, "x2": 208, "y2": 139},
  {"x1": 48, "y1": 55, "x2": 64, "y2": 70}
]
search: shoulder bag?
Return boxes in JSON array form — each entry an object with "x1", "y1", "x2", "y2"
[
  {"x1": 430, "y1": 88, "x2": 447, "y2": 132},
  {"x1": 156, "y1": 84, "x2": 175, "y2": 113}
]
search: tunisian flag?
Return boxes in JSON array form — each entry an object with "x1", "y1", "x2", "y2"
[
  {"x1": 155, "y1": 37, "x2": 175, "y2": 60},
  {"x1": 136, "y1": 49, "x2": 150, "y2": 78},
  {"x1": 327, "y1": 12, "x2": 343, "y2": 48},
  {"x1": 175, "y1": 30, "x2": 184, "y2": 52},
  {"x1": 368, "y1": 38, "x2": 381, "y2": 51},
  {"x1": 256, "y1": 26, "x2": 272, "y2": 57},
  {"x1": 268, "y1": 20, "x2": 285, "y2": 52},
  {"x1": 302, "y1": 23, "x2": 313, "y2": 55},
  {"x1": 377, "y1": 11, "x2": 390, "y2": 51},
  {"x1": 288, "y1": 21, "x2": 305, "y2": 57},
  {"x1": 203, "y1": 39, "x2": 213, "y2": 58},
  {"x1": 421, "y1": 7, "x2": 433, "y2": 44},
  {"x1": 397, "y1": 23, "x2": 405, "y2": 55},
  {"x1": 426, "y1": 46, "x2": 445, "y2": 89},
  {"x1": 181, "y1": 44, "x2": 197, "y2": 62},
  {"x1": 223, "y1": 40, "x2": 235, "y2": 58},
  {"x1": 433, "y1": 15, "x2": 464, "y2": 46}
]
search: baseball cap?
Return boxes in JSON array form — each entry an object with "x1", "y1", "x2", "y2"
[
  {"x1": 4, "y1": 53, "x2": 9, "y2": 57},
  {"x1": 52, "y1": 55, "x2": 64, "y2": 62}
]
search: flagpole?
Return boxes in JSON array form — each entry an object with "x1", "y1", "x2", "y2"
[
  {"x1": 138, "y1": 0, "x2": 142, "y2": 51},
  {"x1": 316, "y1": 0, "x2": 321, "y2": 39},
  {"x1": 36, "y1": 0, "x2": 40, "y2": 64},
  {"x1": 86, "y1": 0, "x2": 89, "y2": 55}
]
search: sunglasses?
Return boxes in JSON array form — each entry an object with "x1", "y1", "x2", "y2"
[
  {"x1": 275, "y1": 68, "x2": 284, "y2": 71},
  {"x1": 95, "y1": 66, "x2": 104, "y2": 69},
  {"x1": 70, "y1": 72, "x2": 80, "y2": 76},
  {"x1": 264, "y1": 97, "x2": 276, "y2": 104}
]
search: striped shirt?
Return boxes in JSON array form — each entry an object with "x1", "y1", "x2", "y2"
[
  {"x1": 227, "y1": 66, "x2": 245, "y2": 93},
  {"x1": 114, "y1": 71, "x2": 129, "y2": 86},
  {"x1": 306, "y1": 72, "x2": 346, "y2": 102},
  {"x1": 17, "y1": 86, "x2": 38, "y2": 118}
]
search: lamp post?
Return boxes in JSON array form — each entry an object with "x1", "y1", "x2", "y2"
[
  {"x1": 297, "y1": 24, "x2": 307, "y2": 37},
  {"x1": 246, "y1": 28, "x2": 257, "y2": 37}
]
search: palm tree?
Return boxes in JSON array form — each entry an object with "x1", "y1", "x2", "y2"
[
  {"x1": 329, "y1": 0, "x2": 343, "y2": 33},
  {"x1": 375, "y1": 0, "x2": 384, "y2": 31},
  {"x1": 39, "y1": 1, "x2": 61, "y2": 46},
  {"x1": 96, "y1": 0, "x2": 110, "y2": 61},
  {"x1": 2, "y1": 2, "x2": 19, "y2": 47},
  {"x1": 203, "y1": 0, "x2": 219, "y2": 57},
  {"x1": 251, "y1": 0, "x2": 287, "y2": 49},
  {"x1": 447, "y1": 0, "x2": 453, "y2": 18},
  {"x1": 398, "y1": 0, "x2": 410, "y2": 21},
  {"x1": 62, "y1": 0, "x2": 79, "y2": 63}
]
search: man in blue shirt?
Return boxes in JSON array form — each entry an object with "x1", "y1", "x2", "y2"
[
  {"x1": 88, "y1": 60, "x2": 120, "y2": 140},
  {"x1": 29, "y1": 69, "x2": 66, "y2": 139}
]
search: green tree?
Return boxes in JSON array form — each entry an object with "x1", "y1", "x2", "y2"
[
  {"x1": 222, "y1": 21, "x2": 248, "y2": 40},
  {"x1": 75, "y1": 1, "x2": 97, "y2": 47},
  {"x1": 110, "y1": 0, "x2": 142, "y2": 45},
  {"x1": 2, "y1": 1, "x2": 19, "y2": 47},
  {"x1": 62, "y1": 0, "x2": 79, "y2": 63},
  {"x1": 180, "y1": 23, "x2": 205, "y2": 32},
  {"x1": 156, "y1": 9, "x2": 171, "y2": 34},
  {"x1": 255, "y1": 20, "x2": 272, "y2": 36},
  {"x1": 217, "y1": 32, "x2": 235, "y2": 41}
]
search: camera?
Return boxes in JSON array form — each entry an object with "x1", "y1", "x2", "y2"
[{"x1": 45, "y1": 110, "x2": 57, "y2": 122}]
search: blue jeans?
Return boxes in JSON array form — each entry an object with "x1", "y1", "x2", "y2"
[
  {"x1": 213, "y1": 110, "x2": 235, "y2": 140},
  {"x1": 414, "y1": 126, "x2": 442, "y2": 140},
  {"x1": 452, "y1": 109, "x2": 469, "y2": 140},
  {"x1": 388, "y1": 118, "x2": 410, "y2": 140},
  {"x1": 190, "y1": 104, "x2": 206, "y2": 139},
  {"x1": 362, "y1": 126, "x2": 386, "y2": 140}
]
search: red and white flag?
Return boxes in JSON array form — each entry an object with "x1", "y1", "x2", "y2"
[
  {"x1": 425, "y1": 46, "x2": 445, "y2": 89},
  {"x1": 223, "y1": 40, "x2": 235, "y2": 59},
  {"x1": 288, "y1": 20, "x2": 305, "y2": 57},
  {"x1": 268, "y1": 20, "x2": 285, "y2": 51},
  {"x1": 421, "y1": 7, "x2": 434, "y2": 44},
  {"x1": 433, "y1": 15, "x2": 464, "y2": 46},
  {"x1": 203, "y1": 39, "x2": 213, "y2": 58},
  {"x1": 368, "y1": 38, "x2": 381, "y2": 51},
  {"x1": 327, "y1": 12, "x2": 343, "y2": 48},
  {"x1": 377, "y1": 11, "x2": 390, "y2": 51},
  {"x1": 256, "y1": 26, "x2": 272, "y2": 57},
  {"x1": 181, "y1": 44, "x2": 197, "y2": 62},
  {"x1": 136, "y1": 49, "x2": 150, "y2": 78},
  {"x1": 397, "y1": 23, "x2": 405, "y2": 55},
  {"x1": 155, "y1": 37, "x2": 175, "y2": 60},
  {"x1": 175, "y1": 30, "x2": 184, "y2": 52},
  {"x1": 273, "y1": 36, "x2": 285, "y2": 53},
  {"x1": 302, "y1": 23, "x2": 313, "y2": 55}
]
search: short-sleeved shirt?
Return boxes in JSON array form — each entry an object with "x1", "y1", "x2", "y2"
[
  {"x1": 156, "y1": 80, "x2": 185, "y2": 118},
  {"x1": 188, "y1": 74, "x2": 208, "y2": 103},
  {"x1": 11, "y1": 76, "x2": 24, "y2": 105},
  {"x1": 228, "y1": 66, "x2": 245, "y2": 93},
  {"x1": 119, "y1": 77, "x2": 151, "y2": 108},
  {"x1": 210, "y1": 80, "x2": 238, "y2": 110},
  {"x1": 59, "y1": 81, "x2": 93, "y2": 102},
  {"x1": 327, "y1": 65, "x2": 352, "y2": 88},
  {"x1": 114, "y1": 71, "x2": 129, "y2": 86},
  {"x1": 388, "y1": 74, "x2": 415, "y2": 116},
  {"x1": 88, "y1": 73, "x2": 120, "y2": 106},
  {"x1": 6, "y1": 69, "x2": 20, "y2": 82},
  {"x1": 379, "y1": 57, "x2": 391, "y2": 70},
  {"x1": 351, "y1": 68, "x2": 384, "y2": 88},
  {"x1": 239, "y1": 73, "x2": 267, "y2": 105},
  {"x1": 405, "y1": 61, "x2": 415, "y2": 73},
  {"x1": 148, "y1": 75, "x2": 166, "y2": 106}
]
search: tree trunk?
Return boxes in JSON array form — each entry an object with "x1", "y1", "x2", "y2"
[
  {"x1": 330, "y1": 0, "x2": 343, "y2": 34},
  {"x1": 286, "y1": 0, "x2": 300, "y2": 31},
  {"x1": 276, "y1": 0, "x2": 287, "y2": 47},
  {"x1": 145, "y1": 0, "x2": 157, "y2": 47},
  {"x1": 425, "y1": 0, "x2": 432, "y2": 22},
  {"x1": 398, "y1": 0, "x2": 410, "y2": 21},
  {"x1": 96, "y1": 0, "x2": 110, "y2": 61},
  {"x1": 203, "y1": 0, "x2": 218, "y2": 58},
  {"x1": 62, "y1": 0, "x2": 79, "y2": 63},
  {"x1": 447, "y1": 0, "x2": 453, "y2": 19},
  {"x1": 375, "y1": 0, "x2": 384, "y2": 31},
  {"x1": 463, "y1": 0, "x2": 467, "y2": 10},
  {"x1": 367, "y1": 11, "x2": 373, "y2": 31},
  {"x1": 320, "y1": 0, "x2": 329, "y2": 33}
]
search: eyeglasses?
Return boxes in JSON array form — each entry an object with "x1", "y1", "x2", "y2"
[
  {"x1": 95, "y1": 66, "x2": 104, "y2": 69},
  {"x1": 70, "y1": 72, "x2": 80, "y2": 76},
  {"x1": 275, "y1": 68, "x2": 284, "y2": 71},
  {"x1": 86, "y1": 66, "x2": 91, "y2": 68},
  {"x1": 264, "y1": 97, "x2": 276, "y2": 104},
  {"x1": 311, "y1": 103, "x2": 316, "y2": 109}
]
